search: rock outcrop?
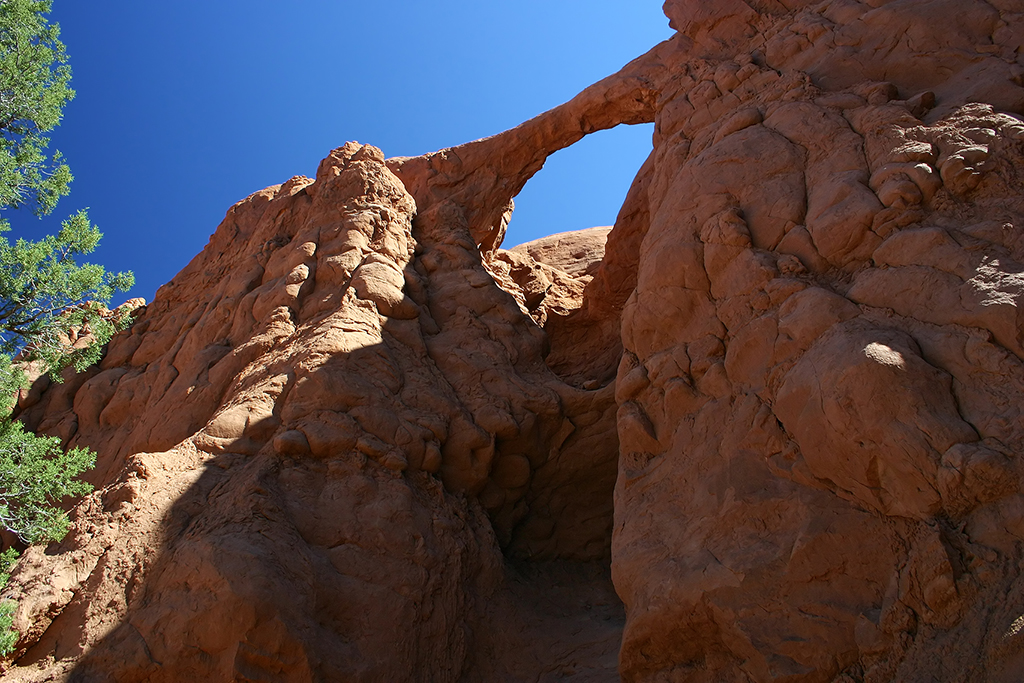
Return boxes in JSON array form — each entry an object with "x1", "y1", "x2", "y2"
[{"x1": 4, "y1": 1, "x2": 1024, "y2": 681}]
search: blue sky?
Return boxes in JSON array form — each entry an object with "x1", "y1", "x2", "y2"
[{"x1": 11, "y1": 2, "x2": 672, "y2": 303}]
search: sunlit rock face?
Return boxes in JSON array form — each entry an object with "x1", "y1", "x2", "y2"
[
  {"x1": 4, "y1": 1, "x2": 1024, "y2": 681},
  {"x1": 614, "y1": 1, "x2": 1024, "y2": 682}
]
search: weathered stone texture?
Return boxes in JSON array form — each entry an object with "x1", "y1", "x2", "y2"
[{"x1": 5, "y1": 1, "x2": 1024, "y2": 681}]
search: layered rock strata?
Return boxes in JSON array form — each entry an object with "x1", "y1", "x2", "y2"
[{"x1": 3, "y1": 1, "x2": 1024, "y2": 681}]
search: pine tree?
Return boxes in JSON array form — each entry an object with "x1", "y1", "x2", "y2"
[{"x1": 0, "y1": 0, "x2": 134, "y2": 654}]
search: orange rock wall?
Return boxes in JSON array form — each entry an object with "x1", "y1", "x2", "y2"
[{"x1": 615, "y1": 1, "x2": 1024, "y2": 681}]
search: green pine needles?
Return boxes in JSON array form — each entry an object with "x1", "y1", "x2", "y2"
[
  {"x1": 0, "y1": 0, "x2": 73, "y2": 217},
  {"x1": 0, "y1": 208, "x2": 136, "y2": 387},
  {"x1": 0, "y1": 420, "x2": 94, "y2": 543},
  {"x1": 0, "y1": 0, "x2": 135, "y2": 656}
]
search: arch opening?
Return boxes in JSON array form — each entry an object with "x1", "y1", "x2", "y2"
[
  {"x1": 487, "y1": 123, "x2": 654, "y2": 390},
  {"x1": 503, "y1": 123, "x2": 655, "y2": 249}
]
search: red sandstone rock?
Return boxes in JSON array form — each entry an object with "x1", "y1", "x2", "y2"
[
  {"x1": 509, "y1": 227, "x2": 611, "y2": 280},
  {"x1": 3, "y1": 2, "x2": 1024, "y2": 682}
]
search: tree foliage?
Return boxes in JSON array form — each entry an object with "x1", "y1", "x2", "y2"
[
  {"x1": 0, "y1": 0, "x2": 133, "y2": 386},
  {"x1": 0, "y1": 0, "x2": 135, "y2": 655},
  {"x1": 0, "y1": 208, "x2": 135, "y2": 397},
  {"x1": 0, "y1": 0, "x2": 73, "y2": 219},
  {"x1": 0, "y1": 419, "x2": 93, "y2": 543}
]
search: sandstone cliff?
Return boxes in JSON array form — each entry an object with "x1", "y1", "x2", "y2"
[{"x1": 4, "y1": 1, "x2": 1024, "y2": 681}]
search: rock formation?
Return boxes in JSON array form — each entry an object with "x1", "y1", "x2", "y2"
[{"x1": 3, "y1": 1, "x2": 1024, "y2": 681}]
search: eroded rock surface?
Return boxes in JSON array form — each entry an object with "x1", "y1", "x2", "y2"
[
  {"x1": 4, "y1": 143, "x2": 621, "y2": 682},
  {"x1": 612, "y1": 2, "x2": 1024, "y2": 682},
  {"x1": 4, "y1": 1, "x2": 1024, "y2": 682}
]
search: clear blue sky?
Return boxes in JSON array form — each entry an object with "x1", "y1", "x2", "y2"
[{"x1": 12, "y1": 2, "x2": 672, "y2": 304}]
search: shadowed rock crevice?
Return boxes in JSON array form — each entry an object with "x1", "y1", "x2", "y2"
[{"x1": 478, "y1": 128, "x2": 656, "y2": 568}]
